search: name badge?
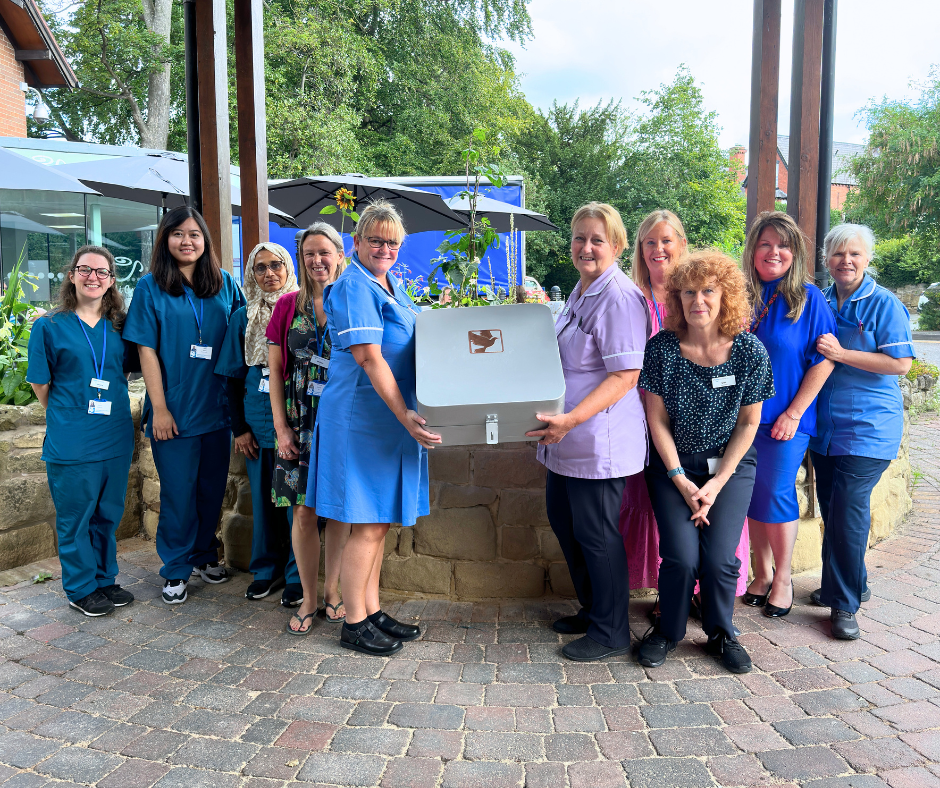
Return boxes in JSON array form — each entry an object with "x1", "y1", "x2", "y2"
[
  {"x1": 190, "y1": 344, "x2": 213, "y2": 360},
  {"x1": 262, "y1": 367, "x2": 270, "y2": 377},
  {"x1": 712, "y1": 375, "x2": 736, "y2": 389},
  {"x1": 90, "y1": 378, "x2": 110, "y2": 390},
  {"x1": 707, "y1": 457, "x2": 722, "y2": 475},
  {"x1": 310, "y1": 355, "x2": 329, "y2": 369},
  {"x1": 258, "y1": 378, "x2": 270, "y2": 394},
  {"x1": 88, "y1": 399, "x2": 112, "y2": 416},
  {"x1": 307, "y1": 381, "x2": 325, "y2": 397}
]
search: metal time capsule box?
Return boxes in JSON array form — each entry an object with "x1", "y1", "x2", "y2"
[{"x1": 415, "y1": 303, "x2": 566, "y2": 446}]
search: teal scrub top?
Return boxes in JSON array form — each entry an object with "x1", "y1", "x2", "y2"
[
  {"x1": 215, "y1": 307, "x2": 277, "y2": 449},
  {"x1": 810, "y1": 273, "x2": 914, "y2": 460},
  {"x1": 123, "y1": 270, "x2": 246, "y2": 438},
  {"x1": 26, "y1": 312, "x2": 134, "y2": 465}
]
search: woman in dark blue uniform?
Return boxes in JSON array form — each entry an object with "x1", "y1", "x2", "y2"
[
  {"x1": 27, "y1": 246, "x2": 136, "y2": 616},
  {"x1": 124, "y1": 207, "x2": 245, "y2": 605}
]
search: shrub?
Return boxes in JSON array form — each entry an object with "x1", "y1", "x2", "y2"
[
  {"x1": 0, "y1": 254, "x2": 39, "y2": 406},
  {"x1": 907, "y1": 358, "x2": 939, "y2": 382},
  {"x1": 920, "y1": 286, "x2": 940, "y2": 331}
]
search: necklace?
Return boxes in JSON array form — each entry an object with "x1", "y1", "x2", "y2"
[{"x1": 749, "y1": 289, "x2": 780, "y2": 333}]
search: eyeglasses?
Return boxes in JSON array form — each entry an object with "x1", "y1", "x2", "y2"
[
  {"x1": 73, "y1": 266, "x2": 113, "y2": 280},
  {"x1": 253, "y1": 261, "x2": 286, "y2": 275},
  {"x1": 366, "y1": 237, "x2": 401, "y2": 250}
]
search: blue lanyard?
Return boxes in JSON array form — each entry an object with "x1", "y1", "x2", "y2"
[
  {"x1": 648, "y1": 278, "x2": 663, "y2": 333},
  {"x1": 76, "y1": 315, "x2": 107, "y2": 399},
  {"x1": 184, "y1": 289, "x2": 204, "y2": 344}
]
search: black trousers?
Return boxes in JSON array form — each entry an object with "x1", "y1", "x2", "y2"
[
  {"x1": 546, "y1": 470, "x2": 630, "y2": 648},
  {"x1": 645, "y1": 445, "x2": 757, "y2": 643}
]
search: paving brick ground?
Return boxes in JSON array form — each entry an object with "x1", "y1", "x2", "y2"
[{"x1": 1, "y1": 416, "x2": 939, "y2": 786}]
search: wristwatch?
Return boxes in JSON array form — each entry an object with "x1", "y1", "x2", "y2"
[{"x1": 667, "y1": 466, "x2": 685, "y2": 479}]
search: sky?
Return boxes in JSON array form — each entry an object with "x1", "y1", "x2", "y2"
[{"x1": 504, "y1": 0, "x2": 940, "y2": 149}]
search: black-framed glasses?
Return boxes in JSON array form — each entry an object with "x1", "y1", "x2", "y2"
[
  {"x1": 73, "y1": 266, "x2": 113, "y2": 280},
  {"x1": 366, "y1": 237, "x2": 401, "y2": 250},
  {"x1": 253, "y1": 261, "x2": 285, "y2": 275}
]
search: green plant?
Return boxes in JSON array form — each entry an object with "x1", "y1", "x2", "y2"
[
  {"x1": 907, "y1": 358, "x2": 939, "y2": 382},
  {"x1": 0, "y1": 250, "x2": 39, "y2": 406},
  {"x1": 911, "y1": 465, "x2": 924, "y2": 486},
  {"x1": 319, "y1": 187, "x2": 360, "y2": 237},
  {"x1": 31, "y1": 571, "x2": 53, "y2": 584},
  {"x1": 919, "y1": 286, "x2": 940, "y2": 331}
]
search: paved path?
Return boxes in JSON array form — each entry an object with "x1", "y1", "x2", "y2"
[{"x1": 1, "y1": 422, "x2": 939, "y2": 787}]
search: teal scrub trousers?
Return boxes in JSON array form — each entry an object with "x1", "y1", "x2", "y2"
[
  {"x1": 246, "y1": 448, "x2": 299, "y2": 583},
  {"x1": 46, "y1": 453, "x2": 133, "y2": 602},
  {"x1": 150, "y1": 427, "x2": 231, "y2": 580}
]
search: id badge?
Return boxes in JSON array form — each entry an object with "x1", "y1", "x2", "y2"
[
  {"x1": 88, "y1": 399, "x2": 112, "y2": 416},
  {"x1": 310, "y1": 355, "x2": 330, "y2": 369},
  {"x1": 307, "y1": 381, "x2": 325, "y2": 397},
  {"x1": 90, "y1": 378, "x2": 110, "y2": 391},
  {"x1": 712, "y1": 375, "x2": 735, "y2": 389},
  {"x1": 707, "y1": 457, "x2": 722, "y2": 475},
  {"x1": 262, "y1": 367, "x2": 270, "y2": 377},
  {"x1": 190, "y1": 344, "x2": 212, "y2": 360},
  {"x1": 258, "y1": 378, "x2": 270, "y2": 394}
]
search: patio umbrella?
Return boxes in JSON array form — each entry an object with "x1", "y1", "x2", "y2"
[
  {"x1": 0, "y1": 148, "x2": 101, "y2": 194},
  {"x1": 267, "y1": 174, "x2": 466, "y2": 233},
  {"x1": 0, "y1": 211, "x2": 64, "y2": 235},
  {"x1": 55, "y1": 153, "x2": 296, "y2": 226},
  {"x1": 444, "y1": 194, "x2": 558, "y2": 232}
]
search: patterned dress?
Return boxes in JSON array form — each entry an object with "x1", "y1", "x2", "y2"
[{"x1": 271, "y1": 310, "x2": 330, "y2": 507}]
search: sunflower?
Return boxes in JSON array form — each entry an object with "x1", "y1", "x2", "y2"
[{"x1": 334, "y1": 188, "x2": 355, "y2": 211}]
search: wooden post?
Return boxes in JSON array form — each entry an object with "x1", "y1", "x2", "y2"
[
  {"x1": 234, "y1": 0, "x2": 269, "y2": 276},
  {"x1": 787, "y1": 0, "x2": 825, "y2": 268},
  {"x1": 195, "y1": 0, "x2": 234, "y2": 273},
  {"x1": 746, "y1": 0, "x2": 782, "y2": 229}
]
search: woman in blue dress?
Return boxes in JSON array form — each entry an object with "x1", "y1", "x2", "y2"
[
  {"x1": 307, "y1": 200, "x2": 441, "y2": 655},
  {"x1": 216, "y1": 242, "x2": 301, "y2": 606},
  {"x1": 741, "y1": 212, "x2": 836, "y2": 618},
  {"x1": 811, "y1": 224, "x2": 913, "y2": 640},
  {"x1": 124, "y1": 206, "x2": 246, "y2": 605},
  {"x1": 27, "y1": 246, "x2": 136, "y2": 616}
]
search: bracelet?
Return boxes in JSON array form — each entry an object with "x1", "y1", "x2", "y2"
[{"x1": 667, "y1": 466, "x2": 685, "y2": 479}]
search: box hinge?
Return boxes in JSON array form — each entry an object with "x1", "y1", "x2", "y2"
[{"x1": 485, "y1": 414, "x2": 498, "y2": 444}]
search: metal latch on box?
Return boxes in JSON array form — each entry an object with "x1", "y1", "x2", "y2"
[{"x1": 485, "y1": 414, "x2": 498, "y2": 444}]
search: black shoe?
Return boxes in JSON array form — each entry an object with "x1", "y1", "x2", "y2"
[
  {"x1": 69, "y1": 590, "x2": 115, "y2": 617},
  {"x1": 763, "y1": 580, "x2": 793, "y2": 618},
  {"x1": 562, "y1": 635, "x2": 631, "y2": 662},
  {"x1": 742, "y1": 579, "x2": 773, "y2": 607},
  {"x1": 637, "y1": 629, "x2": 676, "y2": 668},
  {"x1": 281, "y1": 583, "x2": 303, "y2": 608},
  {"x1": 369, "y1": 611, "x2": 420, "y2": 642},
  {"x1": 810, "y1": 586, "x2": 871, "y2": 607},
  {"x1": 341, "y1": 620, "x2": 403, "y2": 656},
  {"x1": 246, "y1": 576, "x2": 285, "y2": 600},
  {"x1": 831, "y1": 609, "x2": 860, "y2": 640},
  {"x1": 99, "y1": 584, "x2": 134, "y2": 607},
  {"x1": 162, "y1": 579, "x2": 188, "y2": 605},
  {"x1": 194, "y1": 562, "x2": 228, "y2": 584},
  {"x1": 706, "y1": 632, "x2": 752, "y2": 674},
  {"x1": 552, "y1": 614, "x2": 590, "y2": 635}
]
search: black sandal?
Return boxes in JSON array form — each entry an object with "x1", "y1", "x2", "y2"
[
  {"x1": 323, "y1": 599, "x2": 346, "y2": 624},
  {"x1": 285, "y1": 611, "x2": 316, "y2": 636}
]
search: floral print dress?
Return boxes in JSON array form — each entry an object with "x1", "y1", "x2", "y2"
[{"x1": 271, "y1": 311, "x2": 330, "y2": 507}]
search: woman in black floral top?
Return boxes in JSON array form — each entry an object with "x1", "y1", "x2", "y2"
[{"x1": 637, "y1": 249, "x2": 774, "y2": 675}]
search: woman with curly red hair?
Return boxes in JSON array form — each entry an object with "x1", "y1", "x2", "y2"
[{"x1": 637, "y1": 250, "x2": 774, "y2": 674}]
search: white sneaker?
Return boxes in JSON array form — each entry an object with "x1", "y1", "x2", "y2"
[
  {"x1": 162, "y1": 579, "x2": 188, "y2": 604},
  {"x1": 194, "y1": 562, "x2": 229, "y2": 584}
]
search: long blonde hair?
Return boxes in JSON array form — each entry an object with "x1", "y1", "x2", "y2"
[
  {"x1": 630, "y1": 210, "x2": 688, "y2": 289},
  {"x1": 297, "y1": 222, "x2": 345, "y2": 317},
  {"x1": 743, "y1": 211, "x2": 810, "y2": 322}
]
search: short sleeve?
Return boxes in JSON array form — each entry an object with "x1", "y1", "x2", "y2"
[
  {"x1": 215, "y1": 309, "x2": 248, "y2": 379},
  {"x1": 874, "y1": 293, "x2": 914, "y2": 359},
  {"x1": 327, "y1": 276, "x2": 385, "y2": 350},
  {"x1": 638, "y1": 333, "x2": 665, "y2": 396},
  {"x1": 593, "y1": 290, "x2": 649, "y2": 373},
  {"x1": 804, "y1": 286, "x2": 837, "y2": 367},
  {"x1": 741, "y1": 336, "x2": 776, "y2": 405},
  {"x1": 122, "y1": 277, "x2": 159, "y2": 350},
  {"x1": 264, "y1": 296, "x2": 289, "y2": 345},
  {"x1": 26, "y1": 317, "x2": 51, "y2": 385}
]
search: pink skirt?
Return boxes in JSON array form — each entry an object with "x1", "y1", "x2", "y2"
[{"x1": 619, "y1": 470, "x2": 750, "y2": 595}]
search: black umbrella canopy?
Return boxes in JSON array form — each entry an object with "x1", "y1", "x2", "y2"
[
  {"x1": 444, "y1": 194, "x2": 558, "y2": 232},
  {"x1": 267, "y1": 174, "x2": 466, "y2": 233},
  {"x1": 1, "y1": 148, "x2": 101, "y2": 194}
]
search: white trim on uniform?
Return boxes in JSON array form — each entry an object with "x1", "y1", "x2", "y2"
[
  {"x1": 877, "y1": 341, "x2": 914, "y2": 349},
  {"x1": 602, "y1": 350, "x2": 645, "y2": 360},
  {"x1": 337, "y1": 326, "x2": 383, "y2": 336}
]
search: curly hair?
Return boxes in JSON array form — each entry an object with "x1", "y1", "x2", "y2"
[
  {"x1": 664, "y1": 249, "x2": 750, "y2": 338},
  {"x1": 55, "y1": 245, "x2": 126, "y2": 330}
]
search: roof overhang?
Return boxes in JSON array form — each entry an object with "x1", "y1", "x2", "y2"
[{"x1": 0, "y1": 0, "x2": 76, "y2": 89}]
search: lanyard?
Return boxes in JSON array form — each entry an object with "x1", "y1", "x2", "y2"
[
  {"x1": 648, "y1": 278, "x2": 663, "y2": 333},
  {"x1": 314, "y1": 323, "x2": 327, "y2": 380},
  {"x1": 77, "y1": 316, "x2": 107, "y2": 399},
  {"x1": 749, "y1": 288, "x2": 780, "y2": 333},
  {"x1": 184, "y1": 289, "x2": 204, "y2": 344}
]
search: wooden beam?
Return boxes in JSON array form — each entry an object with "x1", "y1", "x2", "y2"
[
  {"x1": 787, "y1": 0, "x2": 824, "y2": 268},
  {"x1": 233, "y1": 0, "x2": 269, "y2": 275},
  {"x1": 14, "y1": 49, "x2": 51, "y2": 60},
  {"x1": 747, "y1": 0, "x2": 781, "y2": 228},
  {"x1": 195, "y1": 0, "x2": 233, "y2": 273}
]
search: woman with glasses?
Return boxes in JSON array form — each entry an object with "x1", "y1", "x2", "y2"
[
  {"x1": 306, "y1": 201, "x2": 440, "y2": 654},
  {"x1": 266, "y1": 224, "x2": 350, "y2": 634},
  {"x1": 216, "y1": 242, "x2": 303, "y2": 607},
  {"x1": 27, "y1": 246, "x2": 136, "y2": 616},
  {"x1": 810, "y1": 224, "x2": 913, "y2": 639},
  {"x1": 124, "y1": 206, "x2": 245, "y2": 605}
]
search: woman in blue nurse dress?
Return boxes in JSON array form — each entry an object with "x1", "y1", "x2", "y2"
[
  {"x1": 123, "y1": 206, "x2": 245, "y2": 606},
  {"x1": 307, "y1": 200, "x2": 441, "y2": 656}
]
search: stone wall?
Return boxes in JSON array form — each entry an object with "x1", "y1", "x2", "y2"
[{"x1": 890, "y1": 284, "x2": 930, "y2": 312}]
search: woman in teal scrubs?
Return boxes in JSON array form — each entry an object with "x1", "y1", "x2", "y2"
[
  {"x1": 811, "y1": 224, "x2": 913, "y2": 640},
  {"x1": 216, "y1": 242, "x2": 300, "y2": 606},
  {"x1": 27, "y1": 246, "x2": 136, "y2": 617},
  {"x1": 124, "y1": 207, "x2": 245, "y2": 605},
  {"x1": 307, "y1": 201, "x2": 441, "y2": 656}
]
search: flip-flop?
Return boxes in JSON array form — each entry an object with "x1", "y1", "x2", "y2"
[
  {"x1": 323, "y1": 600, "x2": 346, "y2": 624},
  {"x1": 286, "y1": 611, "x2": 316, "y2": 635}
]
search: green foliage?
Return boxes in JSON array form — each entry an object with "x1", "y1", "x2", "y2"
[
  {"x1": 919, "y1": 286, "x2": 940, "y2": 331},
  {"x1": 907, "y1": 358, "x2": 939, "y2": 382},
  {"x1": 0, "y1": 251, "x2": 39, "y2": 407},
  {"x1": 871, "y1": 237, "x2": 935, "y2": 288},
  {"x1": 31, "y1": 572, "x2": 53, "y2": 584}
]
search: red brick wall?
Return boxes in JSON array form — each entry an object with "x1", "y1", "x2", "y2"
[
  {"x1": 830, "y1": 184, "x2": 852, "y2": 211},
  {"x1": 0, "y1": 30, "x2": 27, "y2": 138},
  {"x1": 776, "y1": 151, "x2": 789, "y2": 196}
]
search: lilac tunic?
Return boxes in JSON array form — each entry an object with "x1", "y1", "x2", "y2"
[{"x1": 536, "y1": 265, "x2": 650, "y2": 479}]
